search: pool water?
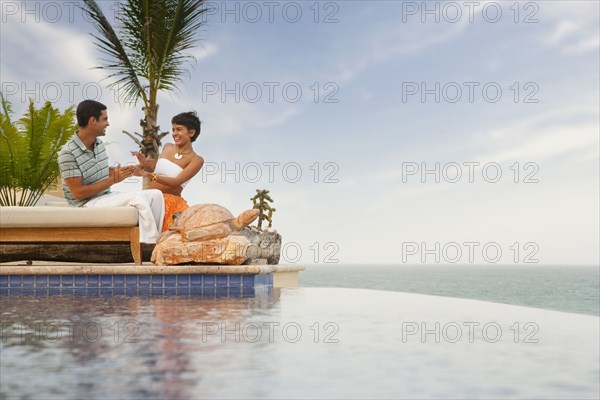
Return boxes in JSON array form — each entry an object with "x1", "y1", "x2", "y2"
[{"x1": 1, "y1": 288, "x2": 599, "y2": 399}]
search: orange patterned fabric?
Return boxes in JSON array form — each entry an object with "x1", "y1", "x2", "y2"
[{"x1": 162, "y1": 193, "x2": 189, "y2": 232}]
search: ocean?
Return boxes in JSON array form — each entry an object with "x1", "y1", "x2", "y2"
[{"x1": 299, "y1": 264, "x2": 600, "y2": 316}]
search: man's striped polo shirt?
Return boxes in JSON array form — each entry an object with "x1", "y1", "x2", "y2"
[{"x1": 58, "y1": 132, "x2": 110, "y2": 206}]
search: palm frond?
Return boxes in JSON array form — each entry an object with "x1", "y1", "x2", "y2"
[
  {"x1": 155, "y1": 0, "x2": 208, "y2": 95},
  {"x1": 0, "y1": 96, "x2": 76, "y2": 206},
  {"x1": 112, "y1": 0, "x2": 207, "y2": 100},
  {"x1": 0, "y1": 92, "x2": 18, "y2": 185},
  {"x1": 81, "y1": 0, "x2": 147, "y2": 106}
]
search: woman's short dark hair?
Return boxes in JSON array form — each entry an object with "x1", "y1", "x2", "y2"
[
  {"x1": 172, "y1": 111, "x2": 201, "y2": 142},
  {"x1": 77, "y1": 100, "x2": 107, "y2": 127}
]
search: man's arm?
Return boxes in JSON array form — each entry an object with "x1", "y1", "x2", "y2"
[
  {"x1": 63, "y1": 175, "x2": 115, "y2": 201},
  {"x1": 62, "y1": 164, "x2": 135, "y2": 201}
]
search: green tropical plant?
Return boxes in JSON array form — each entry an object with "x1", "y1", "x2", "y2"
[
  {"x1": 81, "y1": 0, "x2": 208, "y2": 164},
  {"x1": 251, "y1": 189, "x2": 276, "y2": 230},
  {"x1": 0, "y1": 94, "x2": 76, "y2": 206}
]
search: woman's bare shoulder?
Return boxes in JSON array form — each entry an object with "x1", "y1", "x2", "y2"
[{"x1": 192, "y1": 153, "x2": 205, "y2": 167}]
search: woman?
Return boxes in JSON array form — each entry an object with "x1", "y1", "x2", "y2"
[{"x1": 134, "y1": 112, "x2": 204, "y2": 231}]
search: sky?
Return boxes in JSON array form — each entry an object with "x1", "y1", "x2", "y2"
[{"x1": 1, "y1": 0, "x2": 598, "y2": 265}]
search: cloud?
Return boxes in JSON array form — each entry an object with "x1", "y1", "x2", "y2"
[
  {"x1": 2, "y1": 18, "x2": 104, "y2": 85},
  {"x1": 333, "y1": 17, "x2": 469, "y2": 85},
  {"x1": 473, "y1": 106, "x2": 599, "y2": 163},
  {"x1": 190, "y1": 43, "x2": 219, "y2": 62},
  {"x1": 536, "y1": 2, "x2": 599, "y2": 55}
]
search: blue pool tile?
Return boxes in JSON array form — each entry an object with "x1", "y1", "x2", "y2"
[
  {"x1": 48, "y1": 276, "x2": 61, "y2": 287},
  {"x1": 190, "y1": 274, "x2": 202, "y2": 286},
  {"x1": 188, "y1": 287, "x2": 202, "y2": 296},
  {"x1": 126, "y1": 275, "x2": 138, "y2": 286},
  {"x1": 203, "y1": 287, "x2": 216, "y2": 297},
  {"x1": 164, "y1": 275, "x2": 176, "y2": 287},
  {"x1": 22, "y1": 275, "x2": 34, "y2": 287},
  {"x1": 61, "y1": 275, "x2": 74, "y2": 288},
  {"x1": 9, "y1": 275, "x2": 22, "y2": 288},
  {"x1": 229, "y1": 275, "x2": 241, "y2": 287},
  {"x1": 100, "y1": 288, "x2": 114, "y2": 296},
  {"x1": 34, "y1": 275, "x2": 47, "y2": 287},
  {"x1": 112, "y1": 288, "x2": 125, "y2": 296},
  {"x1": 215, "y1": 287, "x2": 231, "y2": 298},
  {"x1": 113, "y1": 275, "x2": 125, "y2": 287},
  {"x1": 177, "y1": 274, "x2": 190, "y2": 286},
  {"x1": 216, "y1": 275, "x2": 228, "y2": 287},
  {"x1": 125, "y1": 287, "x2": 139, "y2": 296},
  {"x1": 242, "y1": 275, "x2": 254, "y2": 287},
  {"x1": 229, "y1": 287, "x2": 242, "y2": 297},
  {"x1": 163, "y1": 287, "x2": 177, "y2": 295},
  {"x1": 87, "y1": 275, "x2": 99, "y2": 287},
  {"x1": 74, "y1": 288, "x2": 88, "y2": 296},
  {"x1": 0, "y1": 276, "x2": 8, "y2": 288},
  {"x1": 242, "y1": 287, "x2": 256, "y2": 297},
  {"x1": 151, "y1": 275, "x2": 163, "y2": 287},
  {"x1": 100, "y1": 276, "x2": 112, "y2": 287},
  {"x1": 203, "y1": 275, "x2": 215, "y2": 287},
  {"x1": 254, "y1": 274, "x2": 266, "y2": 286},
  {"x1": 138, "y1": 275, "x2": 150, "y2": 286},
  {"x1": 74, "y1": 275, "x2": 87, "y2": 287},
  {"x1": 48, "y1": 287, "x2": 62, "y2": 295},
  {"x1": 268, "y1": 274, "x2": 273, "y2": 285}
]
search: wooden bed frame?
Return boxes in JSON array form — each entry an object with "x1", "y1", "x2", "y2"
[{"x1": 0, "y1": 226, "x2": 142, "y2": 265}]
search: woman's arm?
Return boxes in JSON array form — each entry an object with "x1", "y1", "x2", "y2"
[
  {"x1": 151, "y1": 181, "x2": 182, "y2": 196},
  {"x1": 146, "y1": 155, "x2": 204, "y2": 189}
]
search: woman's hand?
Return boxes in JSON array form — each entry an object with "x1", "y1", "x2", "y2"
[
  {"x1": 146, "y1": 158, "x2": 157, "y2": 170},
  {"x1": 131, "y1": 151, "x2": 157, "y2": 172}
]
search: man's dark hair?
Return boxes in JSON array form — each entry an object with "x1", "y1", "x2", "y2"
[
  {"x1": 77, "y1": 100, "x2": 107, "y2": 127},
  {"x1": 172, "y1": 111, "x2": 201, "y2": 142}
]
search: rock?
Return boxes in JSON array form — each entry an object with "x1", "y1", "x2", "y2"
[
  {"x1": 151, "y1": 233, "x2": 251, "y2": 265},
  {"x1": 241, "y1": 226, "x2": 282, "y2": 265},
  {"x1": 151, "y1": 204, "x2": 260, "y2": 265}
]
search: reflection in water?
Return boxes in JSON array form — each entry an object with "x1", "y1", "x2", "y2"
[
  {"x1": 1, "y1": 292, "x2": 281, "y2": 399},
  {"x1": 1, "y1": 288, "x2": 598, "y2": 399}
]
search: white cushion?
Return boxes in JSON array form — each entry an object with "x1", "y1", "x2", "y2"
[
  {"x1": 0, "y1": 206, "x2": 139, "y2": 228},
  {"x1": 43, "y1": 194, "x2": 68, "y2": 204}
]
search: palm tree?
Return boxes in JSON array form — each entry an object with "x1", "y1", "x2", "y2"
[
  {"x1": 81, "y1": 0, "x2": 208, "y2": 162},
  {"x1": 0, "y1": 94, "x2": 76, "y2": 206}
]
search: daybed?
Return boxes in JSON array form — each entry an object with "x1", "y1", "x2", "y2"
[{"x1": 0, "y1": 197, "x2": 142, "y2": 264}]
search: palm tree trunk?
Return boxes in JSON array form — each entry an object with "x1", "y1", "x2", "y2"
[{"x1": 139, "y1": 103, "x2": 169, "y2": 189}]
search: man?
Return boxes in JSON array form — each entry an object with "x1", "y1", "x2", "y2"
[{"x1": 58, "y1": 100, "x2": 164, "y2": 243}]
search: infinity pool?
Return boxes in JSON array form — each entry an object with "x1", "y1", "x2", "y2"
[{"x1": 1, "y1": 288, "x2": 598, "y2": 399}]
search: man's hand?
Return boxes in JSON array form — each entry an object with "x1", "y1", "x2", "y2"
[
  {"x1": 110, "y1": 164, "x2": 136, "y2": 183},
  {"x1": 65, "y1": 164, "x2": 139, "y2": 202}
]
